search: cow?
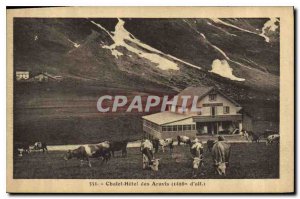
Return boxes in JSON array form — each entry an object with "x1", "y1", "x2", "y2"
[
  {"x1": 212, "y1": 141, "x2": 231, "y2": 176},
  {"x1": 109, "y1": 140, "x2": 128, "y2": 157},
  {"x1": 141, "y1": 139, "x2": 160, "y2": 171},
  {"x1": 14, "y1": 143, "x2": 30, "y2": 157},
  {"x1": 251, "y1": 133, "x2": 260, "y2": 143},
  {"x1": 153, "y1": 138, "x2": 173, "y2": 153},
  {"x1": 218, "y1": 135, "x2": 225, "y2": 141},
  {"x1": 161, "y1": 138, "x2": 174, "y2": 154},
  {"x1": 64, "y1": 141, "x2": 111, "y2": 167},
  {"x1": 261, "y1": 130, "x2": 278, "y2": 139},
  {"x1": 241, "y1": 129, "x2": 250, "y2": 141},
  {"x1": 206, "y1": 139, "x2": 216, "y2": 152},
  {"x1": 190, "y1": 141, "x2": 204, "y2": 177},
  {"x1": 177, "y1": 136, "x2": 191, "y2": 146},
  {"x1": 152, "y1": 139, "x2": 160, "y2": 153},
  {"x1": 241, "y1": 130, "x2": 260, "y2": 143},
  {"x1": 33, "y1": 142, "x2": 48, "y2": 152},
  {"x1": 266, "y1": 134, "x2": 280, "y2": 145}
]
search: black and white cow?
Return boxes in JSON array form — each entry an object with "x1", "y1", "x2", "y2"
[
  {"x1": 141, "y1": 139, "x2": 160, "y2": 171},
  {"x1": 177, "y1": 136, "x2": 191, "y2": 146},
  {"x1": 241, "y1": 130, "x2": 260, "y2": 143},
  {"x1": 190, "y1": 141, "x2": 204, "y2": 177},
  {"x1": 153, "y1": 138, "x2": 173, "y2": 153},
  {"x1": 32, "y1": 142, "x2": 48, "y2": 153},
  {"x1": 266, "y1": 134, "x2": 280, "y2": 145},
  {"x1": 15, "y1": 143, "x2": 30, "y2": 157},
  {"x1": 64, "y1": 141, "x2": 111, "y2": 167}
]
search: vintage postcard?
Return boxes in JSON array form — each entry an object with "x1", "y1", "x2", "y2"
[{"x1": 6, "y1": 7, "x2": 294, "y2": 193}]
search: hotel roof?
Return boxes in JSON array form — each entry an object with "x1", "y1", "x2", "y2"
[
  {"x1": 176, "y1": 86, "x2": 240, "y2": 107},
  {"x1": 142, "y1": 111, "x2": 194, "y2": 125}
]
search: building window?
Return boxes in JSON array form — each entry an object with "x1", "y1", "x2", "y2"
[
  {"x1": 173, "y1": 125, "x2": 178, "y2": 131},
  {"x1": 183, "y1": 125, "x2": 191, "y2": 131},
  {"x1": 223, "y1": 106, "x2": 230, "y2": 114},
  {"x1": 178, "y1": 125, "x2": 182, "y2": 131},
  {"x1": 209, "y1": 94, "x2": 217, "y2": 101},
  {"x1": 162, "y1": 126, "x2": 167, "y2": 132},
  {"x1": 167, "y1": 126, "x2": 172, "y2": 131}
]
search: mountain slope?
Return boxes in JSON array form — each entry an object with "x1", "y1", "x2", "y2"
[{"x1": 13, "y1": 18, "x2": 280, "y2": 100}]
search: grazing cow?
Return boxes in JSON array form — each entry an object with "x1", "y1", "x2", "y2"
[
  {"x1": 177, "y1": 136, "x2": 191, "y2": 146},
  {"x1": 153, "y1": 138, "x2": 173, "y2": 153},
  {"x1": 212, "y1": 141, "x2": 231, "y2": 176},
  {"x1": 206, "y1": 139, "x2": 216, "y2": 152},
  {"x1": 141, "y1": 139, "x2": 160, "y2": 171},
  {"x1": 33, "y1": 142, "x2": 48, "y2": 153},
  {"x1": 64, "y1": 142, "x2": 111, "y2": 167},
  {"x1": 190, "y1": 141, "x2": 204, "y2": 177},
  {"x1": 266, "y1": 134, "x2": 280, "y2": 145},
  {"x1": 109, "y1": 140, "x2": 128, "y2": 157}
]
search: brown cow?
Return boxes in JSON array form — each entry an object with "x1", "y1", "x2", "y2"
[{"x1": 212, "y1": 141, "x2": 231, "y2": 176}]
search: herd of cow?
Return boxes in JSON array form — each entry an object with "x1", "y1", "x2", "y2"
[
  {"x1": 14, "y1": 131, "x2": 280, "y2": 178},
  {"x1": 15, "y1": 141, "x2": 48, "y2": 156},
  {"x1": 140, "y1": 133, "x2": 279, "y2": 177},
  {"x1": 140, "y1": 135, "x2": 231, "y2": 177},
  {"x1": 241, "y1": 130, "x2": 280, "y2": 145},
  {"x1": 60, "y1": 136, "x2": 231, "y2": 177}
]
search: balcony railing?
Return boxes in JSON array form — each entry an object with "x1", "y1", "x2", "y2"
[{"x1": 193, "y1": 114, "x2": 242, "y2": 122}]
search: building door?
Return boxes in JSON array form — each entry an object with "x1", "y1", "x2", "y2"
[
  {"x1": 211, "y1": 106, "x2": 216, "y2": 116},
  {"x1": 207, "y1": 122, "x2": 218, "y2": 135},
  {"x1": 212, "y1": 123, "x2": 218, "y2": 134},
  {"x1": 207, "y1": 124, "x2": 212, "y2": 135}
]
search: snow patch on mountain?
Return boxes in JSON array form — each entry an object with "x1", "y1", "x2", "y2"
[
  {"x1": 199, "y1": 33, "x2": 251, "y2": 76},
  {"x1": 91, "y1": 19, "x2": 202, "y2": 71},
  {"x1": 207, "y1": 21, "x2": 237, "y2": 36},
  {"x1": 211, "y1": 44, "x2": 230, "y2": 60},
  {"x1": 67, "y1": 39, "x2": 80, "y2": 48},
  {"x1": 211, "y1": 18, "x2": 273, "y2": 42},
  {"x1": 211, "y1": 18, "x2": 258, "y2": 35},
  {"x1": 259, "y1": 18, "x2": 279, "y2": 42},
  {"x1": 90, "y1": 19, "x2": 179, "y2": 71},
  {"x1": 210, "y1": 59, "x2": 245, "y2": 81},
  {"x1": 198, "y1": 32, "x2": 247, "y2": 80}
]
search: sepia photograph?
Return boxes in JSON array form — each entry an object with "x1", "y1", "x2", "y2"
[{"x1": 6, "y1": 7, "x2": 294, "y2": 193}]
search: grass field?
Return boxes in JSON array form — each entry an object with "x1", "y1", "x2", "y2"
[
  {"x1": 13, "y1": 142, "x2": 279, "y2": 179},
  {"x1": 14, "y1": 83, "x2": 279, "y2": 145}
]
